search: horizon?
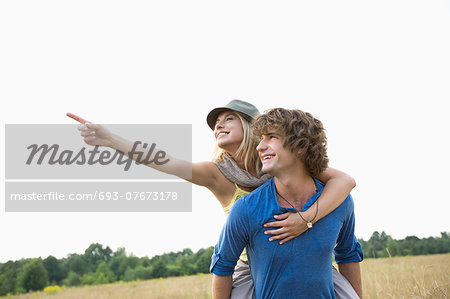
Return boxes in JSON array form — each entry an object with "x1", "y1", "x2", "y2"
[{"x1": 1, "y1": 230, "x2": 448, "y2": 263}]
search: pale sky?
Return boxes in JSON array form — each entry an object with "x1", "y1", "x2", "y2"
[{"x1": 1, "y1": 0, "x2": 449, "y2": 262}]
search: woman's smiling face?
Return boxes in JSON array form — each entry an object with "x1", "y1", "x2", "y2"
[{"x1": 214, "y1": 111, "x2": 244, "y2": 154}]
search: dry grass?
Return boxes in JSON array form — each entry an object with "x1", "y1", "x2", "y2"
[
  {"x1": 3, "y1": 275, "x2": 212, "y2": 299},
  {"x1": 361, "y1": 254, "x2": 449, "y2": 298},
  {"x1": 3, "y1": 254, "x2": 449, "y2": 298}
]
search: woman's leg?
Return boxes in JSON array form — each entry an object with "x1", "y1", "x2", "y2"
[
  {"x1": 333, "y1": 266, "x2": 359, "y2": 299},
  {"x1": 230, "y1": 260, "x2": 255, "y2": 299}
]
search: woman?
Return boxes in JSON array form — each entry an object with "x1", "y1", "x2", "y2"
[{"x1": 70, "y1": 99, "x2": 358, "y2": 298}]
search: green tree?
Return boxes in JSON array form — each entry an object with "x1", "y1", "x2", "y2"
[
  {"x1": 95, "y1": 262, "x2": 115, "y2": 284},
  {"x1": 122, "y1": 267, "x2": 137, "y2": 282},
  {"x1": 108, "y1": 247, "x2": 131, "y2": 280},
  {"x1": 43, "y1": 255, "x2": 66, "y2": 285},
  {"x1": 65, "y1": 271, "x2": 81, "y2": 286},
  {"x1": 0, "y1": 269, "x2": 16, "y2": 296},
  {"x1": 18, "y1": 259, "x2": 48, "y2": 292},
  {"x1": 109, "y1": 254, "x2": 140, "y2": 280},
  {"x1": 68, "y1": 255, "x2": 88, "y2": 275},
  {"x1": 80, "y1": 273, "x2": 96, "y2": 285},
  {"x1": 437, "y1": 232, "x2": 450, "y2": 253},
  {"x1": 134, "y1": 266, "x2": 153, "y2": 280},
  {"x1": 195, "y1": 247, "x2": 214, "y2": 273},
  {"x1": 176, "y1": 255, "x2": 196, "y2": 275},
  {"x1": 386, "y1": 237, "x2": 400, "y2": 256},
  {"x1": 181, "y1": 248, "x2": 194, "y2": 256},
  {"x1": 404, "y1": 236, "x2": 421, "y2": 255},
  {"x1": 84, "y1": 243, "x2": 112, "y2": 272},
  {"x1": 108, "y1": 254, "x2": 125, "y2": 280},
  {"x1": 113, "y1": 247, "x2": 126, "y2": 257},
  {"x1": 151, "y1": 259, "x2": 167, "y2": 278},
  {"x1": 141, "y1": 256, "x2": 151, "y2": 267}
]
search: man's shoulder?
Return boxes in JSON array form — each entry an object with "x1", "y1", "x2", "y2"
[
  {"x1": 342, "y1": 193, "x2": 355, "y2": 211},
  {"x1": 329, "y1": 193, "x2": 354, "y2": 221}
]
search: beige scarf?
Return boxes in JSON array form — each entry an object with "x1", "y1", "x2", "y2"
[{"x1": 215, "y1": 154, "x2": 272, "y2": 188}]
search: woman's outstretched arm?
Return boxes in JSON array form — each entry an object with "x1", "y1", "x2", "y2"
[
  {"x1": 69, "y1": 114, "x2": 221, "y2": 190},
  {"x1": 263, "y1": 167, "x2": 356, "y2": 244}
]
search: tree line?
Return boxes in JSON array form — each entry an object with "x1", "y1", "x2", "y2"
[
  {"x1": 0, "y1": 244, "x2": 214, "y2": 296},
  {"x1": 358, "y1": 231, "x2": 450, "y2": 259},
  {"x1": 0, "y1": 232, "x2": 449, "y2": 296}
]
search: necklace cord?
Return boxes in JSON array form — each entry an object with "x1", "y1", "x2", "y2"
[{"x1": 275, "y1": 189, "x2": 319, "y2": 229}]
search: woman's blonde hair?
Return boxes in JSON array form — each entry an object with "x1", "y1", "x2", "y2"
[{"x1": 213, "y1": 112, "x2": 262, "y2": 176}]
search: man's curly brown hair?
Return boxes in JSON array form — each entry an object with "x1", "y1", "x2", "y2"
[{"x1": 252, "y1": 108, "x2": 329, "y2": 177}]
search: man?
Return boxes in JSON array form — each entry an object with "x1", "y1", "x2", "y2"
[{"x1": 210, "y1": 108, "x2": 363, "y2": 298}]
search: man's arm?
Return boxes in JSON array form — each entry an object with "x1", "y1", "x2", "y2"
[
  {"x1": 338, "y1": 262, "x2": 362, "y2": 298},
  {"x1": 212, "y1": 274, "x2": 233, "y2": 299},
  {"x1": 334, "y1": 195, "x2": 364, "y2": 297},
  {"x1": 210, "y1": 199, "x2": 251, "y2": 297}
]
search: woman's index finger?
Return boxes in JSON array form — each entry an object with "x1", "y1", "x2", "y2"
[{"x1": 66, "y1": 112, "x2": 88, "y2": 124}]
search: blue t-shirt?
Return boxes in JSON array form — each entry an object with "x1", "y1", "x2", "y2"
[{"x1": 210, "y1": 177, "x2": 363, "y2": 299}]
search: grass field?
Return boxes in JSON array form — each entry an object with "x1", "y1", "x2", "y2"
[{"x1": 3, "y1": 254, "x2": 449, "y2": 298}]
